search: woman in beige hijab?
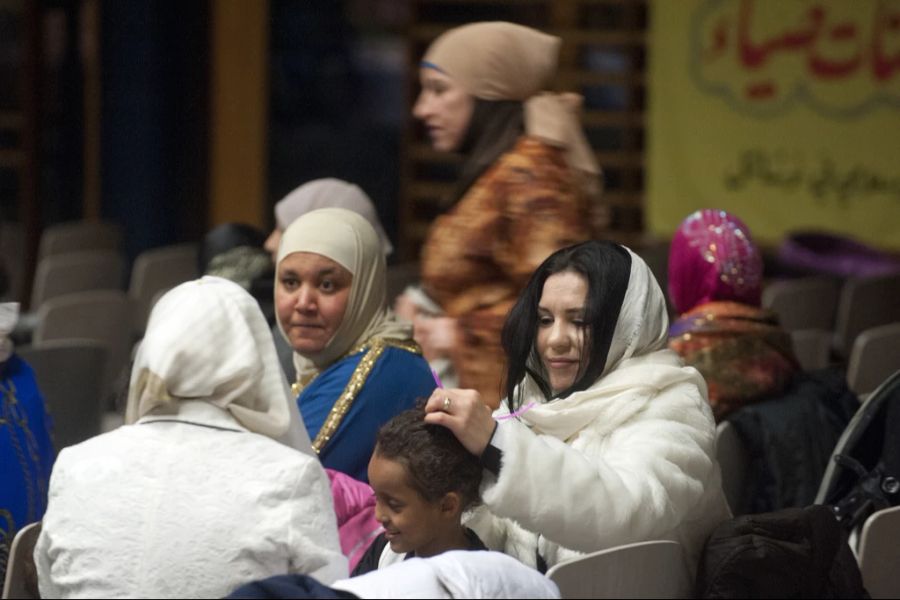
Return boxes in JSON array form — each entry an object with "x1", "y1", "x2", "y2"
[
  {"x1": 409, "y1": 21, "x2": 600, "y2": 408},
  {"x1": 35, "y1": 277, "x2": 347, "y2": 599},
  {"x1": 275, "y1": 208, "x2": 436, "y2": 482}
]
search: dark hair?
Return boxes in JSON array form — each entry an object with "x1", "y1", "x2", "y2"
[
  {"x1": 501, "y1": 240, "x2": 632, "y2": 411},
  {"x1": 374, "y1": 404, "x2": 482, "y2": 511},
  {"x1": 198, "y1": 222, "x2": 267, "y2": 273},
  {"x1": 451, "y1": 99, "x2": 524, "y2": 203}
]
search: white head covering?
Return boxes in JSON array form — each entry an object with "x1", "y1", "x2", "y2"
[
  {"x1": 274, "y1": 178, "x2": 393, "y2": 256},
  {"x1": 125, "y1": 277, "x2": 299, "y2": 441},
  {"x1": 276, "y1": 208, "x2": 411, "y2": 383},
  {"x1": 602, "y1": 247, "x2": 670, "y2": 374},
  {"x1": 0, "y1": 303, "x2": 19, "y2": 363},
  {"x1": 331, "y1": 550, "x2": 560, "y2": 599},
  {"x1": 515, "y1": 246, "x2": 692, "y2": 441}
]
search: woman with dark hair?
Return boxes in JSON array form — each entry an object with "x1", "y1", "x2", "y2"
[
  {"x1": 423, "y1": 240, "x2": 731, "y2": 576},
  {"x1": 407, "y1": 21, "x2": 600, "y2": 408}
]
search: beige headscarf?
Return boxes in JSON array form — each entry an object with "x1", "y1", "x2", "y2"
[
  {"x1": 423, "y1": 21, "x2": 599, "y2": 175},
  {"x1": 125, "y1": 277, "x2": 300, "y2": 442},
  {"x1": 275, "y1": 178, "x2": 393, "y2": 256},
  {"x1": 275, "y1": 208, "x2": 411, "y2": 384}
]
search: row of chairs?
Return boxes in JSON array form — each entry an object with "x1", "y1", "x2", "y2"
[
  {"x1": 7, "y1": 508, "x2": 899, "y2": 599},
  {"x1": 763, "y1": 273, "x2": 900, "y2": 359}
]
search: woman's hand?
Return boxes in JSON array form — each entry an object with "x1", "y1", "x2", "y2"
[{"x1": 423, "y1": 388, "x2": 495, "y2": 456}]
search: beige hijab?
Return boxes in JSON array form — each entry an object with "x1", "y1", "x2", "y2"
[
  {"x1": 423, "y1": 21, "x2": 599, "y2": 175},
  {"x1": 275, "y1": 208, "x2": 411, "y2": 384},
  {"x1": 125, "y1": 277, "x2": 297, "y2": 441}
]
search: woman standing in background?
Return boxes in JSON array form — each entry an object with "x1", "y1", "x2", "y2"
[{"x1": 410, "y1": 21, "x2": 600, "y2": 408}]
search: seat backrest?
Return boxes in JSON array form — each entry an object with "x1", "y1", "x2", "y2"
[
  {"x1": 38, "y1": 220, "x2": 122, "y2": 260},
  {"x1": 129, "y1": 243, "x2": 198, "y2": 334},
  {"x1": 19, "y1": 339, "x2": 111, "y2": 450},
  {"x1": 30, "y1": 250, "x2": 125, "y2": 309},
  {"x1": 858, "y1": 505, "x2": 900, "y2": 599},
  {"x1": 761, "y1": 277, "x2": 840, "y2": 332},
  {"x1": 847, "y1": 324, "x2": 900, "y2": 396},
  {"x1": 33, "y1": 291, "x2": 133, "y2": 405},
  {"x1": 1, "y1": 521, "x2": 42, "y2": 600},
  {"x1": 546, "y1": 540, "x2": 691, "y2": 599},
  {"x1": 790, "y1": 329, "x2": 832, "y2": 371},
  {"x1": 716, "y1": 420, "x2": 750, "y2": 516},
  {"x1": 834, "y1": 273, "x2": 900, "y2": 357}
]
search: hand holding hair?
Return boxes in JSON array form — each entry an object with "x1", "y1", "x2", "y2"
[{"x1": 423, "y1": 388, "x2": 496, "y2": 456}]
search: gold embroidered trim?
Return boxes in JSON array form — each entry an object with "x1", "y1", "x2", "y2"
[
  {"x1": 291, "y1": 339, "x2": 422, "y2": 397},
  {"x1": 309, "y1": 337, "x2": 423, "y2": 454}
]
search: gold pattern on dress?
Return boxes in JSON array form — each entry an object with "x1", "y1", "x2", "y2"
[{"x1": 309, "y1": 338, "x2": 422, "y2": 454}]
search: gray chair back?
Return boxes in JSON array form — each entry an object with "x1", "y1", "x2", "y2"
[
  {"x1": 546, "y1": 540, "x2": 692, "y2": 599},
  {"x1": 834, "y1": 274, "x2": 900, "y2": 357},
  {"x1": 38, "y1": 220, "x2": 122, "y2": 260},
  {"x1": 33, "y1": 290, "x2": 133, "y2": 403},
  {"x1": 129, "y1": 243, "x2": 198, "y2": 334},
  {"x1": 18, "y1": 340, "x2": 109, "y2": 450},
  {"x1": 790, "y1": 329, "x2": 832, "y2": 371},
  {"x1": 1, "y1": 521, "x2": 41, "y2": 600},
  {"x1": 847, "y1": 323, "x2": 900, "y2": 395},
  {"x1": 31, "y1": 251, "x2": 125, "y2": 309},
  {"x1": 858, "y1": 505, "x2": 900, "y2": 599},
  {"x1": 762, "y1": 277, "x2": 840, "y2": 332}
]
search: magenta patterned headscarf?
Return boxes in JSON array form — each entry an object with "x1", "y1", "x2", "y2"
[{"x1": 668, "y1": 209, "x2": 763, "y2": 315}]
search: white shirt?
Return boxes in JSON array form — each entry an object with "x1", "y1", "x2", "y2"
[{"x1": 35, "y1": 401, "x2": 348, "y2": 599}]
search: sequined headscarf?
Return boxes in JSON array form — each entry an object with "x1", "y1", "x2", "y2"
[{"x1": 668, "y1": 209, "x2": 763, "y2": 315}]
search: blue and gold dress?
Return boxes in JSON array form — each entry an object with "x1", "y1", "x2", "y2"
[
  {"x1": 297, "y1": 339, "x2": 436, "y2": 482},
  {"x1": 0, "y1": 354, "x2": 55, "y2": 581}
]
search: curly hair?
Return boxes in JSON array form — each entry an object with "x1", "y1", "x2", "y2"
[{"x1": 374, "y1": 404, "x2": 482, "y2": 511}]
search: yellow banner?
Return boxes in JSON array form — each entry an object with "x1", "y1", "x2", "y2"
[{"x1": 648, "y1": 0, "x2": 900, "y2": 249}]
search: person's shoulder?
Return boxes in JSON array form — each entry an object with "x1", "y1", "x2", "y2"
[
  {"x1": 496, "y1": 136, "x2": 565, "y2": 170},
  {"x1": 372, "y1": 345, "x2": 434, "y2": 384}
]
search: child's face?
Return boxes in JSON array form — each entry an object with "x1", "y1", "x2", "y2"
[{"x1": 368, "y1": 453, "x2": 447, "y2": 555}]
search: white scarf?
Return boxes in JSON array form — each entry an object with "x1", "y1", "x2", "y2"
[
  {"x1": 125, "y1": 277, "x2": 299, "y2": 442},
  {"x1": 275, "y1": 208, "x2": 412, "y2": 385},
  {"x1": 0, "y1": 302, "x2": 19, "y2": 363},
  {"x1": 515, "y1": 247, "x2": 685, "y2": 441}
]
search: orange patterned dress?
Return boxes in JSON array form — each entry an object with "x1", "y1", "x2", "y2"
[{"x1": 420, "y1": 136, "x2": 592, "y2": 408}]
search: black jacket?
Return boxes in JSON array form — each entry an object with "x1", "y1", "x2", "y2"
[{"x1": 696, "y1": 505, "x2": 868, "y2": 599}]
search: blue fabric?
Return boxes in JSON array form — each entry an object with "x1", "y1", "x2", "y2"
[
  {"x1": 299, "y1": 347, "x2": 436, "y2": 482},
  {"x1": 0, "y1": 355, "x2": 55, "y2": 577}
]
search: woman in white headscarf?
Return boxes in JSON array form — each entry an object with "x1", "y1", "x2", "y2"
[
  {"x1": 275, "y1": 208, "x2": 436, "y2": 482},
  {"x1": 423, "y1": 241, "x2": 731, "y2": 577},
  {"x1": 409, "y1": 22, "x2": 600, "y2": 409},
  {"x1": 34, "y1": 277, "x2": 348, "y2": 599}
]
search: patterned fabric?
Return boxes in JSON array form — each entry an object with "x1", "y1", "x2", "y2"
[
  {"x1": 669, "y1": 301, "x2": 799, "y2": 422},
  {"x1": 420, "y1": 136, "x2": 591, "y2": 407},
  {"x1": 298, "y1": 344, "x2": 436, "y2": 482},
  {"x1": 668, "y1": 209, "x2": 763, "y2": 315},
  {"x1": 0, "y1": 355, "x2": 55, "y2": 584}
]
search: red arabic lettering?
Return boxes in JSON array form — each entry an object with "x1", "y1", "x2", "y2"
[
  {"x1": 872, "y1": 0, "x2": 900, "y2": 81},
  {"x1": 738, "y1": 0, "x2": 825, "y2": 69}
]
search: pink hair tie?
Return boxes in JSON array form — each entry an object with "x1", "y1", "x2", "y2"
[{"x1": 495, "y1": 401, "x2": 537, "y2": 421}]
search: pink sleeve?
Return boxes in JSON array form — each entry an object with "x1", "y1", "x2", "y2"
[{"x1": 326, "y1": 469, "x2": 383, "y2": 571}]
